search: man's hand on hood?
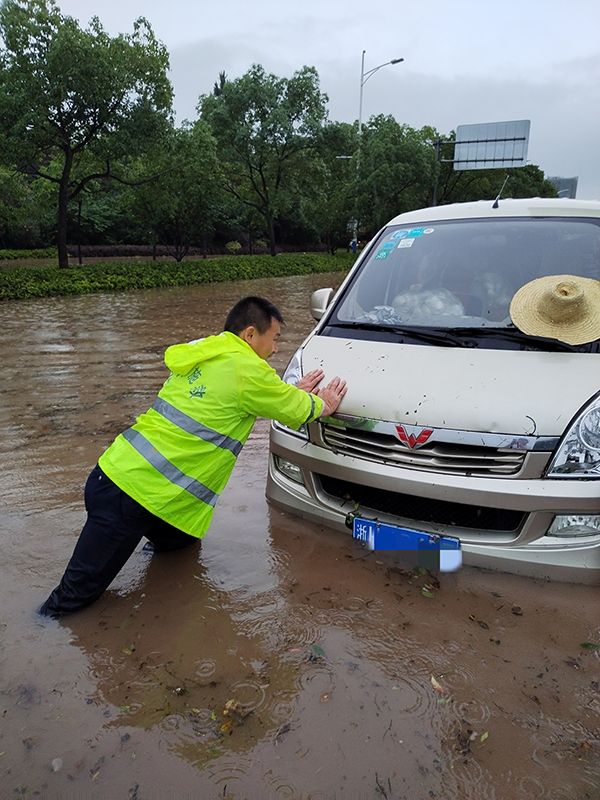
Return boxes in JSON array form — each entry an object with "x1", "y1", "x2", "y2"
[
  {"x1": 296, "y1": 369, "x2": 324, "y2": 393},
  {"x1": 315, "y1": 377, "x2": 347, "y2": 418}
]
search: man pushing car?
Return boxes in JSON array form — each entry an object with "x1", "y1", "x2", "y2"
[{"x1": 39, "y1": 296, "x2": 347, "y2": 616}]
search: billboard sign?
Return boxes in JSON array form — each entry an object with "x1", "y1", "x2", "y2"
[{"x1": 453, "y1": 120, "x2": 531, "y2": 171}]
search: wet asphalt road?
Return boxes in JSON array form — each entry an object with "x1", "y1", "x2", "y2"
[{"x1": 0, "y1": 274, "x2": 598, "y2": 799}]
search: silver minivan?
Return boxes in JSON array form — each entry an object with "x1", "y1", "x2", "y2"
[{"x1": 267, "y1": 198, "x2": 600, "y2": 584}]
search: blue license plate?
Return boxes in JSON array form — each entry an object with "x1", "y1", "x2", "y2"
[{"x1": 352, "y1": 517, "x2": 462, "y2": 572}]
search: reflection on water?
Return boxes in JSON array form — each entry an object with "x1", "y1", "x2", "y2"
[{"x1": 1, "y1": 275, "x2": 599, "y2": 799}]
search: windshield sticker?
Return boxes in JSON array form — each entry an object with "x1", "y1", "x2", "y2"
[
  {"x1": 381, "y1": 240, "x2": 396, "y2": 251},
  {"x1": 407, "y1": 227, "x2": 425, "y2": 238},
  {"x1": 375, "y1": 249, "x2": 391, "y2": 259},
  {"x1": 423, "y1": 228, "x2": 435, "y2": 234},
  {"x1": 398, "y1": 239, "x2": 414, "y2": 249},
  {"x1": 390, "y1": 230, "x2": 409, "y2": 241}
]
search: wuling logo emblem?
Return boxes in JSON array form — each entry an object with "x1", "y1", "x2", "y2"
[{"x1": 395, "y1": 425, "x2": 434, "y2": 450}]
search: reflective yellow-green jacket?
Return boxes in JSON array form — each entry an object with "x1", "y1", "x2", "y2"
[{"x1": 98, "y1": 332, "x2": 323, "y2": 537}]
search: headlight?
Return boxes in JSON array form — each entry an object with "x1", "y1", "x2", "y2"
[
  {"x1": 282, "y1": 346, "x2": 304, "y2": 385},
  {"x1": 274, "y1": 346, "x2": 308, "y2": 439},
  {"x1": 546, "y1": 392, "x2": 600, "y2": 477}
]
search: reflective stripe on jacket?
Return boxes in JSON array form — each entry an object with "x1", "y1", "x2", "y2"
[{"x1": 98, "y1": 332, "x2": 323, "y2": 537}]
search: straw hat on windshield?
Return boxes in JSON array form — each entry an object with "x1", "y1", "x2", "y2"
[{"x1": 510, "y1": 274, "x2": 600, "y2": 345}]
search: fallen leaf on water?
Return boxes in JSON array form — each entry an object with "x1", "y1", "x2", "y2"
[
  {"x1": 311, "y1": 644, "x2": 326, "y2": 658},
  {"x1": 289, "y1": 648, "x2": 303, "y2": 653},
  {"x1": 480, "y1": 731, "x2": 489, "y2": 743},
  {"x1": 430, "y1": 676, "x2": 447, "y2": 693},
  {"x1": 437, "y1": 697, "x2": 452, "y2": 705},
  {"x1": 223, "y1": 699, "x2": 241, "y2": 716},
  {"x1": 580, "y1": 642, "x2": 600, "y2": 649},
  {"x1": 275, "y1": 722, "x2": 291, "y2": 744},
  {"x1": 122, "y1": 648, "x2": 132, "y2": 655},
  {"x1": 22, "y1": 737, "x2": 38, "y2": 751},
  {"x1": 320, "y1": 692, "x2": 332, "y2": 703},
  {"x1": 90, "y1": 756, "x2": 105, "y2": 775},
  {"x1": 220, "y1": 721, "x2": 233, "y2": 732},
  {"x1": 421, "y1": 589, "x2": 435, "y2": 599},
  {"x1": 210, "y1": 710, "x2": 217, "y2": 721}
]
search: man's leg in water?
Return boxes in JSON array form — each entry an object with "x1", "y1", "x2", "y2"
[{"x1": 39, "y1": 465, "x2": 189, "y2": 616}]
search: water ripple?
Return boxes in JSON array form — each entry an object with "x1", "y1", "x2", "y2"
[
  {"x1": 194, "y1": 658, "x2": 217, "y2": 680},
  {"x1": 226, "y1": 679, "x2": 267, "y2": 715}
]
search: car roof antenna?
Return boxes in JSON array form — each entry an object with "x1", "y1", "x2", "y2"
[{"x1": 492, "y1": 174, "x2": 510, "y2": 208}]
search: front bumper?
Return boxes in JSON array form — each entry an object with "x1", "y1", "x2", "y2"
[{"x1": 266, "y1": 423, "x2": 600, "y2": 585}]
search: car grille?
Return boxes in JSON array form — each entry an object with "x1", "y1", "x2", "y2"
[
  {"x1": 321, "y1": 423, "x2": 526, "y2": 476},
  {"x1": 318, "y1": 474, "x2": 526, "y2": 532}
]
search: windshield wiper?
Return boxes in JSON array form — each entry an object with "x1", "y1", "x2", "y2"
[
  {"x1": 327, "y1": 322, "x2": 466, "y2": 347},
  {"x1": 450, "y1": 326, "x2": 589, "y2": 353},
  {"x1": 327, "y1": 321, "x2": 597, "y2": 352}
]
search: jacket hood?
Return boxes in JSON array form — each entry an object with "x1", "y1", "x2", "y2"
[{"x1": 164, "y1": 331, "x2": 253, "y2": 374}]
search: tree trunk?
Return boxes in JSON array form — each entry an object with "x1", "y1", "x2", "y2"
[
  {"x1": 57, "y1": 150, "x2": 73, "y2": 268},
  {"x1": 267, "y1": 211, "x2": 276, "y2": 257},
  {"x1": 77, "y1": 198, "x2": 83, "y2": 265}
]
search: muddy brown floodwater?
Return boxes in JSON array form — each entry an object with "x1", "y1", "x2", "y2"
[{"x1": 0, "y1": 273, "x2": 599, "y2": 800}]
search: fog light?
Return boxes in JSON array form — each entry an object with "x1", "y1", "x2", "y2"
[
  {"x1": 546, "y1": 515, "x2": 600, "y2": 538},
  {"x1": 274, "y1": 455, "x2": 305, "y2": 485}
]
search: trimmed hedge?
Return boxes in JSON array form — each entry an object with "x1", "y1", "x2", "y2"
[
  {"x1": 0, "y1": 247, "x2": 59, "y2": 260},
  {"x1": 64, "y1": 243, "x2": 327, "y2": 258},
  {"x1": 0, "y1": 253, "x2": 356, "y2": 301}
]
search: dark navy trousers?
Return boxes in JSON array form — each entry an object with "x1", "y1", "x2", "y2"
[{"x1": 39, "y1": 464, "x2": 197, "y2": 617}]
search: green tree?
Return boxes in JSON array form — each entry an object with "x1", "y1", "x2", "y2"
[
  {"x1": 0, "y1": 167, "x2": 31, "y2": 247},
  {"x1": 0, "y1": 0, "x2": 173, "y2": 267},
  {"x1": 126, "y1": 121, "x2": 224, "y2": 261},
  {"x1": 199, "y1": 64, "x2": 328, "y2": 256},
  {"x1": 305, "y1": 121, "x2": 358, "y2": 254},
  {"x1": 357, "y1": 115, "x2": 438, "y2": 235}
]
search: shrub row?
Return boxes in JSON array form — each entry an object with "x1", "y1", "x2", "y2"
[
  {"x1": 64, "y1": 242, "x2": 328, "y2": 259},
  {"x1": 0, "y1": 253, "x2": 356, "y2": 302},
  {"x1": 0, "y1": 247, "x2": 59, "y2": 260}
]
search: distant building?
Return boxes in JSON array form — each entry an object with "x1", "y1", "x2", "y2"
[{"x1": 547, "y1": 176, "x2": 578, "y2": 199}]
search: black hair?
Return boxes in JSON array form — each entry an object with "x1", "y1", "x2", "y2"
[{"x1": 224, "y1": 296, "x2": 285, "y2": 336}]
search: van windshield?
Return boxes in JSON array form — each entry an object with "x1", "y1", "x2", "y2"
[{"x1": 331, "y1": 217, "x2": 600, "y2": 338}]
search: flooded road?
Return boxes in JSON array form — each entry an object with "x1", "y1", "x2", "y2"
[{"x1": 1, "y1": 274, "x2": 599, "y2": 800}]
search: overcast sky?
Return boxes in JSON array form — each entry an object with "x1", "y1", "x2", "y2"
[{"x1": 56, "y1": 0, "x2": 600, "y2": 200}]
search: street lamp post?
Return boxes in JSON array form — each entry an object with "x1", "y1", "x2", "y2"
[
  {"x1": 358, "y1": 50, "x2": 404, "y2": 137},
  {"x1": 353, "y1": 50, "x2": 404, "y2": 251}
]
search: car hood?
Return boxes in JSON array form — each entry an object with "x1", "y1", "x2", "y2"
[{"x1": 302, "y1": 335, "x2": 600, "y2": 437}]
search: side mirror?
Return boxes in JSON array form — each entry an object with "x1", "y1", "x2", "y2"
[{"x1": 310, "y1": 287, "x2": 334, "y2": 321}]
